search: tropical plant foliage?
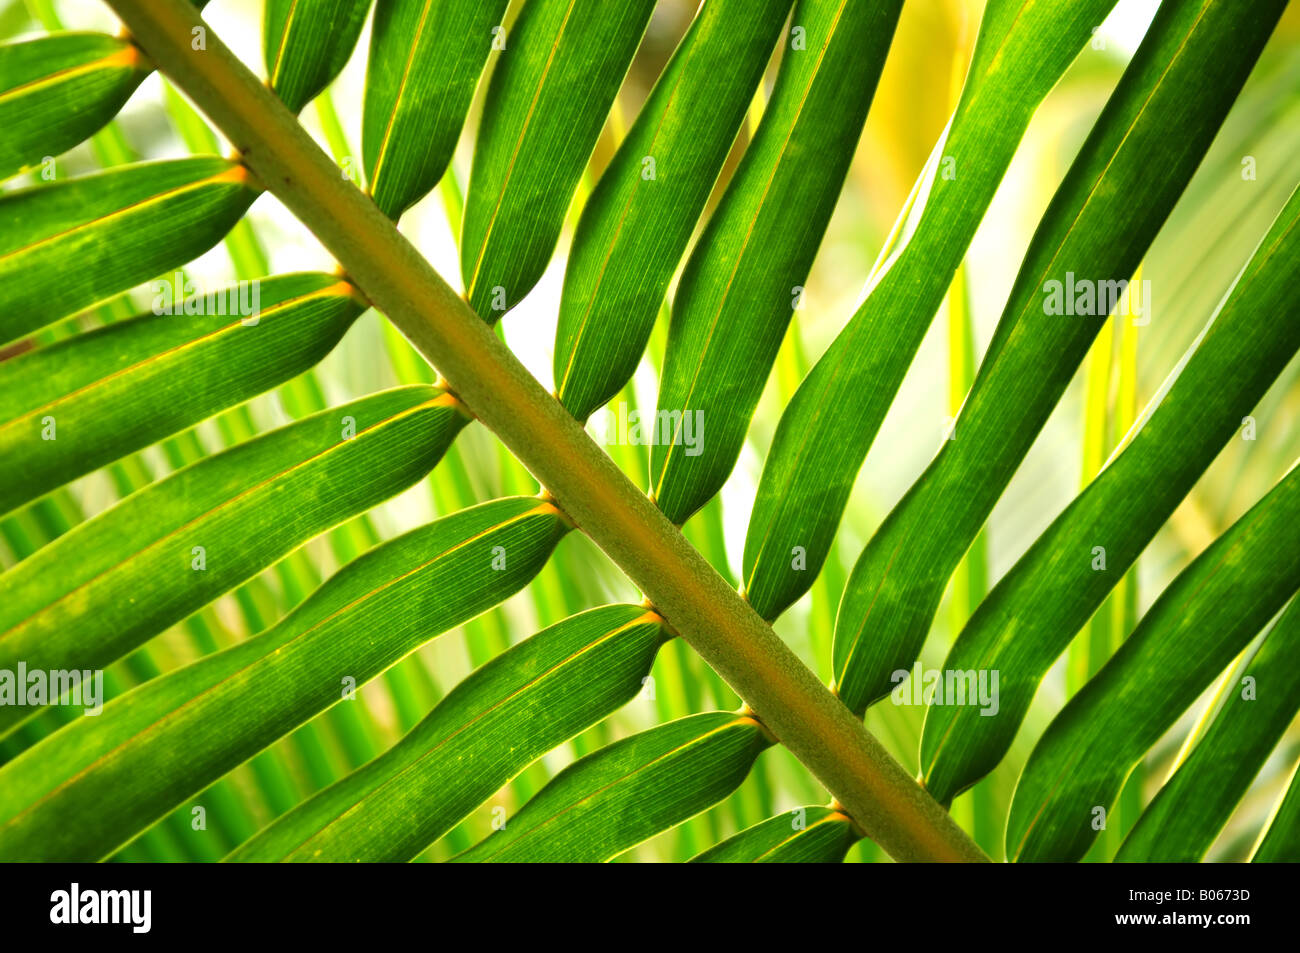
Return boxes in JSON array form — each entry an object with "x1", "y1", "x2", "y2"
[{"x1": 0, "y1": 0, "x2": 1297, "y2": 863}]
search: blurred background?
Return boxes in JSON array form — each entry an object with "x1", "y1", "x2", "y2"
[{"x1": 2, "y1": 0, "x2": 1298, "y2": 861}]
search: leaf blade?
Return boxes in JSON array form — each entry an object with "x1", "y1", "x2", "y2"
[
  {"x1": 920, "y1": 181, "x2": 1300, "y2": 802},
  {"x1": 264, "y1": 0, "x2": 370, "y2": 114},
  {"x1": 740, "y1": 0, "x2": 1121, "y2": 621},
  {"x1": 690, "y1": 805, "x2": 859, "y2": 863},
  {"x1": 229, "y1": 604, "x2": 667, "y2": 861},
  {"x1": 460, "y1": 0, "x2": 656, "y2": 319},
  {"x1": 0, "y1": 157, "x2": 259, "y2": 344},
  {"x1": 1253, "y1": 762, "x2": 1300, "y2": 862},
  {"x1": 0, "y1": 496, "x2": 568, "y2": 861},
  {"x1": 0, "y1": 272, "x2": 365, "y2": 515},
  {"x1": 362, "y1": 0, "x2": 509, "y2": 219},
  {"x1": 832, "y1": 0, "x2": 1288, "y2": 714},
  {"x1": 1005, "y1": 465, "x2": 1300, "y2": 862},
  {"x1": 0, "y1": 385, "x2": 468, "y2": 738},
  {"x1": 1116, "y1": 597, "x2": 1300, "y2": 862},
  {"x1": 0, "y1": 32, "x2": 150, "y2": 181},
  {"x1": 452, "y1": 711, "x2": 772, "y2": 862},
  {"x1": 552, "y1": 0, "x2": 793, "y2": 422},
  {"x1": 649, "y1": 0, "x2": 902, "y2": 525}
]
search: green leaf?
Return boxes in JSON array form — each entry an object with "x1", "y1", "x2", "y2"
[
  {"x1": 228, "y1": 604, "x2": 667, "y2": 861},
  {"x1": 0, "y1": 496, "x2": 568, "y2": 861},
  {"x1": 1116, "y1": 597, "x2": 1300, "y2": 862},
  {"x1": 740, "y1": 0, "x2": 1120, "y2": 621},
  {"x1": 831, "y1": 0, "x2": 1287, "y2": 715},
  {"x1": 0, "y1": 385, "x2": 468, "y2": 739},
  {"x1": 690, "y1": 805, "x2": 859, "y2": 863},
  {"x1": 1253, "y1": 762, "x2": 1300, "y2": 862},
  {"x1": 552, "y1": 0, "x2": 793, "y2": 423},
  {"x1": 0, "y1": 32, "x2": 150, "y2": 181},
  {"x1": 920, "y1": 182, "x2": 1300, "y2": 802},
  {"x1": 1005, "y1": 463, "x2": 1300, "y2": 862},
  {"x1": 453, "y1": 711, "x2": 772, "y2": 861},
  {"x1": 0, "y1": 272, "x2": 366, "y2": 516},
  {"x1": 363, "y1": 0, "x2": 509, "y2": 219},
  {"x1": 264, "y1": 0, "x2": 371, "y2": 114},
  {"x1": 460, "y1": 0, "x2": 656, "y2": 320},
  {"x1": 0, "y1": 157, "x2": 259, "y2": 345},
  {"x1": 649, "y1": 0, "x2": 902, "y2": 525}
]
